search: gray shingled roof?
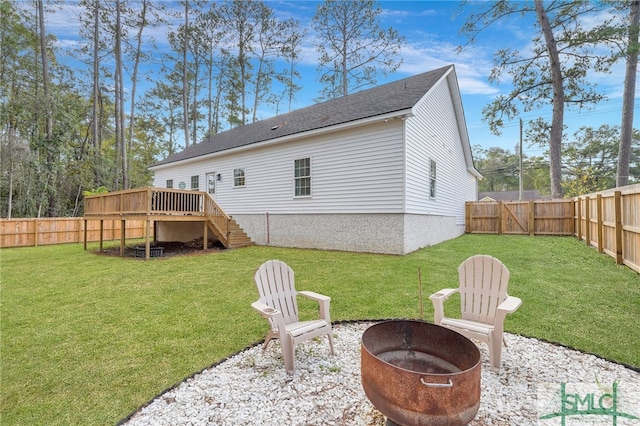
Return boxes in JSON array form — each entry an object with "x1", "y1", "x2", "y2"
[{"x1": 153, "y1": 65, "x2": 452, "y2": 167}]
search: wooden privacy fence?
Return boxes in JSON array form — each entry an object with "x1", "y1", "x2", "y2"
[
  {"x1": 0, "y1": 218, "x2": 149, "y2": 248},
  {"x1": 465, "y1": 199, "x2": 574, "y2": 236},
  {"x1": 574, "y1": 185, "x2": 640, "y2": 273},
  {"x1": 466, "y1": 183, "x2": 640, "y2": 273}
]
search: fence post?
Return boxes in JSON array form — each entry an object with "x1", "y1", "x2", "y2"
[
  {"x1": 596, "y1": 194, "x2": 603, "y2": 253},
  {"x1": 569, "y1": 198, "x2": 575, "y2": 236},
  {"x1": 497, "y1": 201, "x2": 503, "y2": 235},
  {"x1": 528, "y1": 200, "x2": 535, "y2": 236},
  {"x1": 465, "y1": 202, "x2": 471, "y2": 234},
  {"x1": 614, "y1": 191, "x2": 623, "y2": 265},
  {"x1": 576, "y1": 197, "x2": 582, "y2": 241},
  {"x1": 584, "y1": 196, "x2": 590, "y2": 246}
]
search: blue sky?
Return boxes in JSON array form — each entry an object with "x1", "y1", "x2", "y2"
[{"x1": 43, "y1": 0, "x2": 637, "y2": 157}]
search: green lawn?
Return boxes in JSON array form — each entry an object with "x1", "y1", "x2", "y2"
[{"x1": 1, "y1": 235, "x2": 638, "y2": 425}]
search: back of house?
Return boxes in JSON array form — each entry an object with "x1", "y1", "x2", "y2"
[{"x1": 150, "y1": 65, "x2": 480, "y2": 254}]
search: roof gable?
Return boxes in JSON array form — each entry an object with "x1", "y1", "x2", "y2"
[{"x1": 152, "y1": 65, "x2": 452, "y2": 167}]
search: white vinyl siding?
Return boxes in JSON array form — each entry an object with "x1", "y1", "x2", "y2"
[
  {"x1": 149, "y1": 67, "x2": 477, "y2": 253},
  {"x1": 404, "y1": 75, "x2": 476, "y2": 223},
  {"x1": 152, "y1": 121, "x2": 405, "y2": 214}
]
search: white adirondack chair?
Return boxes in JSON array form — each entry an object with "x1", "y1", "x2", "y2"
[
  {"x1": 429, "y1": 255, "x2": 522, "y2": 372},
  {"x1": 251, "y1": 260, "x2": 335, "y2": 374}
]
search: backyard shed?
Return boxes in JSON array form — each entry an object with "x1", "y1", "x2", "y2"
[{"x1": 150, "y1": 65, "x2": 481, "y2": 254}]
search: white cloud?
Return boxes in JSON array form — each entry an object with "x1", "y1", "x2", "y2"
[{"x1": 397, "y1": 40, "x2": 498, "y2": 96}]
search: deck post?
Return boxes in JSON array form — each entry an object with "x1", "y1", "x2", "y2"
[
  {"x1": 145, "y1": 219, "x2": 151, "y2": 260},
  {"x1": 203, "y1": 222, "x2": 208, "y2": 250}
]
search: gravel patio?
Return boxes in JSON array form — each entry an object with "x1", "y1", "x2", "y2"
[{"x1": 121, "y1": 321, "x2": 640, "y2": 426}]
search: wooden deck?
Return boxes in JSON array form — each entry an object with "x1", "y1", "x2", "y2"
[{"x1": 83, "y1": 187, "x2": 253, "y2": 259}]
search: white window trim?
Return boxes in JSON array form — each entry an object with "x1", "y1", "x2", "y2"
[
  {"x1": 191, "y1": 175, "x2": 200, "y2": 191},
  {"x1": 293, "y1": 157, "x2": 312, "y2": 198},
  {"x1": 429, "y1": 159, "x2": 436, "y2": 199},
  {"x1": 233, "y1": 168, "x2": 246, "y2": 188}
]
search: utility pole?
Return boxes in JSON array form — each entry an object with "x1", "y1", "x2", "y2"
[{"x1": 519, "y1": 118, "x2": 523, "y2": 201}]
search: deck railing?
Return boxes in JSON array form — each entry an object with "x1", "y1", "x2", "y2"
[
  {"x1": 84, "y1": 187, "x2": 231, "y2": 244},
  {"x1": 203, "y1": 194, "x2": 230, "y2": 240},
  {"x1": 85, "y1": 187, "x2": 206, "y2": 216}
]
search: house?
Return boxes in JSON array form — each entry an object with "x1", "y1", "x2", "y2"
[
  {"x1": 478, "y1": 190, "x2": 551, "y2": 202},
  {"x1": 150, "y1": 65, "x2": 481, "y2": 255}
]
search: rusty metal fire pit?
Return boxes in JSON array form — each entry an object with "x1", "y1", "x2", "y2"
[{"x1": 361, "y1": 320, "x2": 481, "y2": 426}]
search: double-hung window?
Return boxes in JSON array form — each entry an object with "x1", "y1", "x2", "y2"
[
  {"x1": 166, "y1": 179, "x2": 173, "y2": 189},
  {"x1": 234, "y1": 168, "x2": 246, "y2": 187},
  {"x1": 429, "y1": 159, "x2": 436, "y2": 198},
  {"x1": 294, "y1": 157, "x2": 311, "y2": 197},
  {"x1": 191, "y1": 175, "x2": 199, "y2": 191}
]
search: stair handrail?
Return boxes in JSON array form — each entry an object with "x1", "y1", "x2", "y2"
[{"x1": 202, "y1": 192, "x2": 230, "y2": 245}]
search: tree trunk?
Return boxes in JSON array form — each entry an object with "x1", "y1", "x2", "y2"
[
  {"x1": 342, "y1": 36, "x2": 348, "y2": 97},
  {"x1": 183, "y1": 1, "x2": 190, "y2": 147},
  {"x1": 92, "y1": 0, "x2": 100, "y2": 150},
  {"x1": 191, "y1": 58, "x2": 198, "y2": 146},
  {"x1": 38, "y1": 0, "x2": 56, "y2": 216},
  {"x1": 92, "y1": 0, "x2": 101, "y2": 187},
  {"x1": 618, "y1": 0, "x2": 639, "y2": 187},
  {"x1": 239, "y1": 37, "x2": 247, "y2": 125},
  {"x1": 128, "y1": 0, "x2": 148, "y2": 164},
  {"x1": 535, "y1": 0, "x2": 564, "y2": 198},
  {"x1": 6, "y1": 128, "x2": 15, "y2": 218},
  {"x1": 115, "y1": 0, "x2": 127, "y2": 189},
  {"x1": 207, "y1": 44, "x2": 213, "y2": 137},
  {"x1": 38, "y1": 1, "x2": 52, "y2": 143}
]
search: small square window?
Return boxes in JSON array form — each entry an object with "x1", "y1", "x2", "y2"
[{"x1": 234, "y1": 168, "x2": 245, "y2": 187}]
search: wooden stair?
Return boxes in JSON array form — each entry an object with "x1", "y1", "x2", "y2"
[
  {"x1": 224, "y1": 217, "x2": 254, "y2": 248},
  {"x1": 83, "y1": 187, "x2": 255, "y2": 253}
]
